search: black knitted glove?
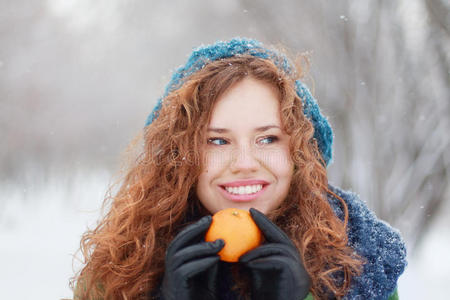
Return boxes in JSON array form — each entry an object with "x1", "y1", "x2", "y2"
[
  {"x1": 239, "y1": 208, "x2": 311, "y2": 300},
  {"x1": 161, "y1": 215, "x2": 224, "y2": 300}
]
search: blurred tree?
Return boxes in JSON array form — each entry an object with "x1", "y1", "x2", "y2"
[
  {"x1": 1, "y1": 0, "x2": 448, "y2": 252},
  {"x1": 239, "y1": 0, "x2": 450, "y2": 251}
]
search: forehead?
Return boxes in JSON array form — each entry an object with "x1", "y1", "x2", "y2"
[{"x1": 208, "y1": 78, "x2": 281, "y2": 130}]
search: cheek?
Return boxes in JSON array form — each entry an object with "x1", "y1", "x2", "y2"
[
  {"x1": 196, "y1": 151, "x2": 227, "y2": 195},
  {"x1": 196, "y1": 172, "x2": 211, "y2": 203},
  {"x1": 260, "y1": 148, "x2": 293, "y2": 175},
  {"x1": 195, "y1": 173, "x2": 206, "y2": 196},
  {"x1": 202, "y1": 149, "x2": 230, "y2": 171},
  {"x1": 196, "y1": 169, "x2": 221, "y2": 214}
]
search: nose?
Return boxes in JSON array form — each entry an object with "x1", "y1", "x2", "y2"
[{"x1": 229, "y1": 145, "x2": 260, "y2": 174}]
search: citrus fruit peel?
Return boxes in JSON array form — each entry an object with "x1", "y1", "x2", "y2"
[{"x1": 205, "y1": 208, "x2": 263, "y2": 262}]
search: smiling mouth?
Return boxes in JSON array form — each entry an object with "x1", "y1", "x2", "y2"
[
  {"x1": 220, "y1": 184, "x2": 268, "y2": 195},
  {"x1": 220, "y1": 184, "x2": 268, "y2": 197},
  {"x1": 218, "y1": 184, "x2": 268, "y2": 202}
]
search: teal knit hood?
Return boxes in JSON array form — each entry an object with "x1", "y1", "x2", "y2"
[{"x1": 145, "y1": 37, "x2": 334, "y2": 166}]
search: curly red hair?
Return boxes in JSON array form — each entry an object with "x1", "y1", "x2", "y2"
[{"x1": 71, "y1": 55, "x2": 363, "y2": 299}]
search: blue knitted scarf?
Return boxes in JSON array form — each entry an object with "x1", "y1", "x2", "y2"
[{"x1": 327, "y1": 185, "x2": 407, "y2": 299}]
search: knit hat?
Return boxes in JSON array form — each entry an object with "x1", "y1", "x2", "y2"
[{"x1": 145, "y1": 37, "x2": 334, "y2": 166}]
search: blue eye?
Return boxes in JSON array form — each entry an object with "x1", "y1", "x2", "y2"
[
  {"x1": 259, "y1": 136, "x2": 278, "y2": 144},
  {"x1": 207, "y1": 138, "x2": 228, "y2": 145}
]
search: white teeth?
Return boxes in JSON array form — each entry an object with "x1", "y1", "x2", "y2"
[{"x1": 224, "y1": 184, "x2": 263, "y2": 195}]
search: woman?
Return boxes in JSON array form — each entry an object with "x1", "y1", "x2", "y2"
[{"x1": 72, "y1": 38, "x2": 406, "y2": 299}]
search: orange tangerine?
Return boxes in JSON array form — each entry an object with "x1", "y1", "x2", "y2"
[{"x1": 205, "y1": 208, "x2": 262, "y2": 262}]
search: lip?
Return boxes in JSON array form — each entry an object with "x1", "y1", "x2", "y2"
[
  {"x1": 218, "y1": 179, "x2": 269, "y2": 202},
  {"x1": 220, "y1": 179, "x2": 269, "y2": 187}
]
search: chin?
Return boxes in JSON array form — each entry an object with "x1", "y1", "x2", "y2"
[{"x1": 230, "y1": 202, "x2": 268, "y2": 214}]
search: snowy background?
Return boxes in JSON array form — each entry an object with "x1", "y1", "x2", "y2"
[{"x1": 1, "y1": 1, "x2": 449, "y2": 299}]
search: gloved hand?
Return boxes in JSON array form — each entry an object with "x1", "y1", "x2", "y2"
[
  {"x1": 161, "y1": 215, "x2": 224, "y2": 300},
  {"x1": 239, "y1": 208, "x2": 311, "y2": 300}
]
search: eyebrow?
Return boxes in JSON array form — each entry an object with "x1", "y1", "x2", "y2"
[{"x1": 207, "y1": 125, "x2": 280, "y2": 133}]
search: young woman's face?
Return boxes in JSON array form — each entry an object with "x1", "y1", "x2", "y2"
[{"x1": 196, "y1": 77, "x2": 294, "y2": 214}]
